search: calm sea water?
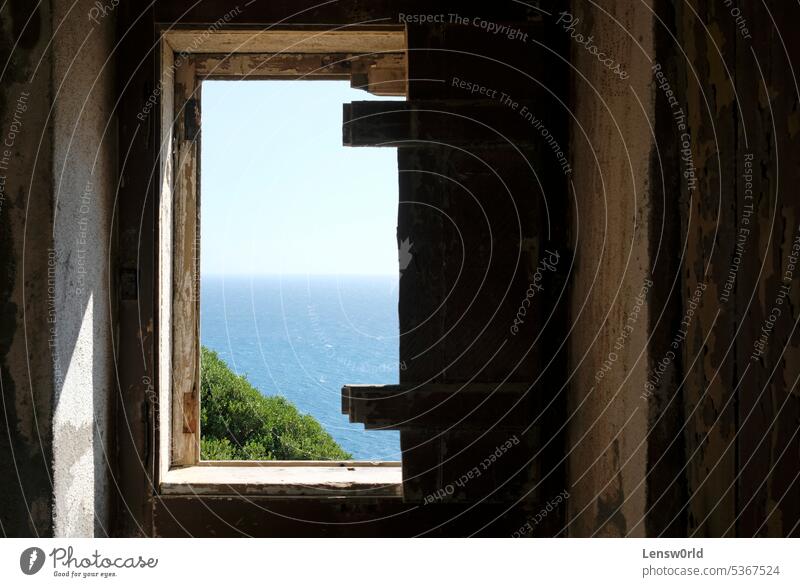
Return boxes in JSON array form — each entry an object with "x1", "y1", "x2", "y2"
[{"x1": 200, "y1": 275, "x2": 401, "y2": 460}]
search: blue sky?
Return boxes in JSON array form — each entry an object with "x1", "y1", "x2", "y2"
[{"x1": 200, "y1": 80, "x2": 401, "y2": 276}]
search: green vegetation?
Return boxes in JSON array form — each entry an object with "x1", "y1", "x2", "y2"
[{"x1": 200, "y1": 346, "x2": 351, "y2": 460}]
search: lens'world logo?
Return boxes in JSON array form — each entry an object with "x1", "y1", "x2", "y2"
[{"x1": 20, "y1": 547, "x2": 46, "y2": 575}]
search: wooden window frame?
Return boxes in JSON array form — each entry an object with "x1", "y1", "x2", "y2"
[{"x1": 156, "y1": 28, "x2": 407, "y2": 497}]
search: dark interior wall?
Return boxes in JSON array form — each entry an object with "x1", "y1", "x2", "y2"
[
  {"x1": 565, "y1": 0, "x2": 799, "y2": 538},
  {"x1": 663, "y1": 0, "x2": 800, "y2": 538},
  {"x1": 644, "y1": 0, "x2": 690, "y2": 538},
  {"x1": 114, "y1": 1, "x2": 158, "y2": 540},
  {"x1": 0, "y1": 0, "x2": 55, "y2": 537},
  {"x1": 395, "y1": 4, "x2": 569, "y2": 518},
  {"x1": 735, "y1": 1, "x2": 800, "y2": 538}
]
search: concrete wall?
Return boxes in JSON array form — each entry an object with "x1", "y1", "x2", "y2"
[
  {"x1": 0, "y1": 0, "x2": 117, "y2": 537},
  {"x1": 51, "y1": 0, "x2": 117, "y2": 537}
]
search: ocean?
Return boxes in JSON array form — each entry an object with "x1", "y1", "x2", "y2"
[{"x1": 200, "y1": 275, "x2": 402, "y2": 460}]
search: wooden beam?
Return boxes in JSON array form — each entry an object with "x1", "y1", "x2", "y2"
[
  {"x1": 193, "y1": 53, "x2": 406, "y2": 98},
  {"x1": 165, "y1": 29, "x2": 405, "y2": 55},
  {"x1": 342, "y1": 383, "x2": 541, "y2": 429},
  {"x1": 154, "y1": 1, "x2": 544, "y2": 26},
  {"x1": 343, "y1": 99, "x2": 557, "y2": 147},
  {"x1": 350, "y1": 53, "x2": 406, "y2": 96}
]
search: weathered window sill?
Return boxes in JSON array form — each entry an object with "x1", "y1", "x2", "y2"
[{"x1": 160, "y1": 463, "x2": 402, "y2": 497}]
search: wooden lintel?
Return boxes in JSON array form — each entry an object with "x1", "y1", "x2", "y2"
[
  {"x1": 193, "y1": 52, "x2": 405, "y2": 84},
  {"x1": 165, "y1": 29, "x2": 406, "y2": 55}
]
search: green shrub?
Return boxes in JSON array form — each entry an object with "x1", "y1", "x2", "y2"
[{"x1": 200, "y1": 346, "x2": 351, "y2": 460}]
